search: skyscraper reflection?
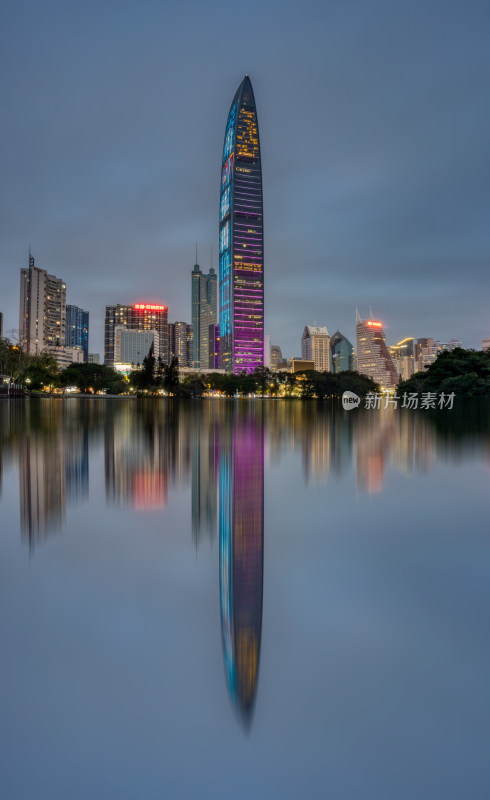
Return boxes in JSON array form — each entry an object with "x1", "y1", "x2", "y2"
[{"x1": 219, "y1": 406, "x2": 264, "y2": 727}]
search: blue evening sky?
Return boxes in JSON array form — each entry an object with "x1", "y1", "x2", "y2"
[{"x1": 1, "y1": 0, "x2": 489, "y2": 358}]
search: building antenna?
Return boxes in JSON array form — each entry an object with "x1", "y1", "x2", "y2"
[
  {"x1": 369, "y1": 306, "x2": 374, "y2": 319},
  {"x1": 210, "y1": 245, "x2": 213, "y2": 270},
  {"x1": 356, "y1": 307, "x2": 362, "y2": 324}
]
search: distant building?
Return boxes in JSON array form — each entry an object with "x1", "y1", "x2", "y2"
[
  {"x1": 114, "y1": 327, "x2": 156, "y2": 366},
  {"x1": 170, "y1": 322, "x2": 188, "y2": 367},
  {"x1": 301, "y1": 326, "x2": 331, "y2": 371},
  {"x1": 0, "y1": 311, "x2": 3, "y2": 338},
  {"x1": 65, "y1": 305, "x2": 89, "y2": 362},
  {"x1": 389, "y1": 338, "x2": 415, "y2": 382},
  {"x1": 356, "y1": 311, "x2": 398, "y2": 388},
  {"x1": 483, "y1": 339, "x2": 490, "y2": 351},
  {"x1": 104, "y1": 303, "x2": 168, "y2": 366},
  {"x1": 192, "y1": 262, "x2": 217, "y2": 369},
  {"x1": 186, "y1": 325, "x2": 193, "y2": 368},
  {"x1": 264, "y1": 335, "x2": 271, "y2": 368},
  {"x1": 19, "y1": 253, "x2": 66, "y2": 356},
  {"x1": 88, "y1": 353, "x2": 100, "y2": 364},
  {"x1": 50, "y1": 346, "x2": 84, "y2": 369},
  {"x1": 270, "y1": 345, "x2": 283, "y2": 371},
  {"x1": 291, "y1": 358, "x2": 315, "y2": 373},
  {"x1": 330, "y1": 331, "x2": 354, "y2": 373},
  {"x1": 415, "y1": 338, "x2": 438, "y2": 371}
]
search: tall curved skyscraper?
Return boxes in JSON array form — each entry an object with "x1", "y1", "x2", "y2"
[{"x1": 219, "y1": 76, "x2": 264, "y2": 374}]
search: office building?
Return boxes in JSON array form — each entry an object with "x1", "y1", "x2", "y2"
[
  {"x1": 170, "y1": 322, "x2": 189, "y2": 367},
  {"x1": 483, "y1": 339, "x2": 490, "y2": 351},
  {"x1": 219, "y1": 75, "x2": 264, "y2": 373},
  {"x1": 415, "y1": 338, "x2": 438, "y2": 371},
  {"x1": 88, "y1": 353, "x2": 100, "y2": 364},
  {"x1": 301, "y1": 326, "x2": 331, "y2": 371},
  {"x1": 65, "y1": 305, "x2": 89, "y2": 362},
  {"x1": 114, "y1": 327, "x2": 157, "y2": 366},
  {"x1": 330, "y1": 331, "x2": 354, "y2": 373},
  {"x1": 356, "y1": 310, "x2": 398, "y2": 389},
  {"x1": 0, "y1": 311, "x2": 3, "y2": 338},
  {"x1": 186, "y1": 325, "x2": 193, "y2": 368},
  {"x1": 19, "y1": 253, "x2": 66, "y2": 356},
  {"x1": 270, "y1": 345, "x2": 284, "y2": 371},
  {"x1": 389, "y1": 338, "x2": 415, "y2": 381},
  {"x1": 104, "y1": 303, "x2": 168, "y2": 366},
  {"x1": 192, "y1": 263, "x2": 217, "y2": 368},
  {"x1": 209, "y1": 323, "x2": 220, "y2": 369}
]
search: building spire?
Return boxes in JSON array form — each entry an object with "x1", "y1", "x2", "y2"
[
  {"x1": 195, "y1": 242, "x2": 198, "y2": 266},
  {"x1": 356, "y1": 307, "x2": 362, "y2": 324}
]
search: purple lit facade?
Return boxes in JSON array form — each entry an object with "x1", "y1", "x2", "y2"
[{"x1": 219, "y1": 76, "x2": 264, "y2": 374}]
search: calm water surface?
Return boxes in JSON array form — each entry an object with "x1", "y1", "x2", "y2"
[{"x1": 0, "y1": 398, "x2": 489, "y2": 799}]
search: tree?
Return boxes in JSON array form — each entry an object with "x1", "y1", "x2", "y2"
[{"x1": 163, "y1": 357, "x2": 180, "y2": 395}]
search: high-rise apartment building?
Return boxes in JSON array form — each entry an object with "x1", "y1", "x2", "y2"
[
  {"x1": 301, "y1": 326, "x2": 331, "y2": 371},
  {"x1": 65, "y1": 305, "x2": 89, "y2": 362},
  {"x1": 356, "y1": 310, "x2": 399, "y2": 388},
  {"x1": 104, "y1": 303, "x2": 168, "y2": 366},
  {"x1": 219, "y1": 75, "x2": 264, "y2": 373},
  {"x1": 191, "y1": 263, "x2": 217, "y2": 369},
  {"x1": 19, "y1": 253, "x2": 66, "y2": 356},
  {"x1": 330, "y1": 331, "x2": 354, "y2": 373}
]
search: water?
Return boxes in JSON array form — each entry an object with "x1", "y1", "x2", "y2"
[{"x1": 0, "y1": 398, "x2": 489, "y2": 799}]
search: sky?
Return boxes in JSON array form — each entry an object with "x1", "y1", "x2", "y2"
[{"x1": 1, "y1": 0, "x2": 489, "y2": 359}]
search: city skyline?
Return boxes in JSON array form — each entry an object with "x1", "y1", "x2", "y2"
[{"x1": 1, "y1": 2, "x2": 489, "y2": 359}]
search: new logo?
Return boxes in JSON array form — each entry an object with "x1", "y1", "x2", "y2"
[{"x1": 342, "y1": 391, "x2": 360, "y2": 410}]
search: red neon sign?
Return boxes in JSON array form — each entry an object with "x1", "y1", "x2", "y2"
[
  {"x1": 133, "y1": 304, "x2": 166, "y2": 311},
  {"x1": 367, "y1": 320, "x2": 383, "y2": 327}
]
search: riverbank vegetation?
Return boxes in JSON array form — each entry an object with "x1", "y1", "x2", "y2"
[{"x1": 398, "y1": 348, "x2": 490, "y2": 398}]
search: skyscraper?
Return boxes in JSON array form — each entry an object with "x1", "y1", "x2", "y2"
[
  {"x1": 65, "y1": 305, "x2": 89, "y2": 362},
  {"x1": 356, "y1": 310, "x2": 399, "y2": 388},
  {"x1": 219, "y1": 75, "x2": 264, "y2": 374},
  {"x1": 301, "y1": 326, "x2": 331, "y2": 371},
  {"x1": 191, "y1": 262, "x2": 217, "y2": 369},
  {"x1": 104, "y1": 303, "x2": 169, "y2": 366},
  {"x1": 330, "y1": 330, "x2": 354, "y2": 373},
  {"x1": 170, "y1": 322, "x2": 189, "y2": 367},
  {"x1": 19, "y1": 253, "x2": 66, "y2": 356}
]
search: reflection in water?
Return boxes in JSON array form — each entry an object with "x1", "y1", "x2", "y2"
[
  {"x1": 219, "y1": 406, "x2": 264, "y2": 727},
  {"x1": 1, "y1": 399, "x2": 490, "y2": 549},
  {"x1": 192, "y1": 404, "x2": 219, "y2": 547}
]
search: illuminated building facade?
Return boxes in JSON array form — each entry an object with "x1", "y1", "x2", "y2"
[
  {"x1": 219, "y1": 408, "x2": 264, "y2": 725},
  {"x1": 114, "y1": 327, "x2": 157, "y2": 365},
  {"x1": 330, "y1": 330, "x2": 354, "y2": 373},
  {"x1": 191, "y1": 263, "x2": 217, "y2": 369},
  {"x1": 65, "y1": 305, "x2": 89, "y2": 362},
  {"x1": 301, "y1": 326, "x2": 331, "y2": 371},
  {"x1": 219, "y1": 75, "x2": 264, "y2": 373},
  {"x1": 104, "y1": 303, "x2": 169, "y2": 366},
  {"x1": 356, "y1": 310, "x2": 399, "y2": 388},
  {"x1": 19, "y1": 253, "x2": 66, "y2": 356},
  {"x1": 170, "y1": 322, "x2": 189, "y2": 367},
  {"x1": 209, "y1": 323, "x2": 220, "y2": 369},
  {"x1": 389, "y1": 338, "x2": 415, "y2": 381}
]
